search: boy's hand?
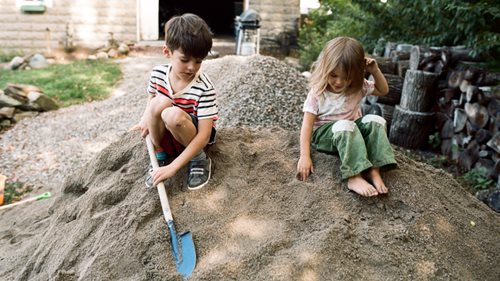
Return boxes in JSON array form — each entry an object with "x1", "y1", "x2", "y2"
[
  {"x1": 129, "y1": 120, "x2": 149, "y2": 138},
  {"x1": 152, "y1": 165, "x2": 177, "y2": 186},
  {"x1": 365, "y1": 57, "x2": 380, "y2": 74},
  {"x1": 297, "y1": 156, "x2": 314, "y2": 181}
]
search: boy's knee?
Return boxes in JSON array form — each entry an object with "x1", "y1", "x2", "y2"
[
  {"x1": 161, "y1": 107, "x2": 190, "y2": 128},
  {"x1": 150, "y1": 95, "x2": 172, "y2": 116}
]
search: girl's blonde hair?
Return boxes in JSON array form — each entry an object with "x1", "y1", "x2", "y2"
[{"x1": 309, "y1": 37, "x2": 365, "y2": 95}]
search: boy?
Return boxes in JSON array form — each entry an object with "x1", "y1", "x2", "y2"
[{"x1": 134, "y1": 13, "x2": 218, "y2": 190}]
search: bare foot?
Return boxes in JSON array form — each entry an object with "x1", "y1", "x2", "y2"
[
  {"x1": 365, "y1": 167, "x2": 389, "y2": 194},
  {"x1": 347, "y1": 175, "x2": 378, "y2": 197}
]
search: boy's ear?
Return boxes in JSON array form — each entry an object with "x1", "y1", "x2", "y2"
[{"x1": 162, "y1": 45, "x2": 172, "y2": 57}]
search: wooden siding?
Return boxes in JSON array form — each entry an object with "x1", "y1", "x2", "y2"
[{"x1": 0, "y1": 0, "x2": 137, "y2": 54}]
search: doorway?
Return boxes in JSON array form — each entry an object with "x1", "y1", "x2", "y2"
[{"x1": 159, "y1": 0, "x2": 244, "y2": 39}]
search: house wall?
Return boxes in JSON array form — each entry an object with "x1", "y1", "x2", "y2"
[
  {"x1": 0, "y1": 0, "x2": 137, "y2": 54},
  {"x1": 0, "y1": 0, "x2": 300, "y2": 55}
]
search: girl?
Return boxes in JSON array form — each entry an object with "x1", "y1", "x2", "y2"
[{"x1": 296, "y1": 36, "x2": 397, "y2": 197}]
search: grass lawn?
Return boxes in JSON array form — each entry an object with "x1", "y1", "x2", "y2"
[{"x1": 0, "y1": 59, "x2": 122, "y2": 107}]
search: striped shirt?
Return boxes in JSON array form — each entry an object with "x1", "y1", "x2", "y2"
[{"x1": 147, "y1": 64, "x2": 218, "y2": 126}]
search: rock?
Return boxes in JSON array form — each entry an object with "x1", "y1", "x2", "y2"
[
  {"x1": 29, "y1": 54, "x2": 49, "y2": 69},
  {"x1": 12, "y1": 111, "x2": 38, "y2": 122},
  {"x1": 27, "y1": 91, "x2": 59, "y2": 111},
  {"x1": 0, "y1": 107, "x2": 16, "y2": 119},
  {"x1": 487, "y1": 190, "x2": 500, "y2": 212},
  {"x1": 0, "y1": 90, "x2": 23, "y2": 107},
  {"x1": 0, "y1": 119, "x2": 11, "y2": 127},
  {"x1": 117, "y1": 43, "x2": 129, "y2": 55},
  {"x1": 6, "y1": 56, "x2": 24, "y2": 70},
  {"x1": 107, "y1": 48, "x2": 118, "y2": 58},
  {"x1": 96, "y1": 52, "x2": 109, "y2": 59}
]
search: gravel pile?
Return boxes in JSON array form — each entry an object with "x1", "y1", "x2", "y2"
[
  {"x1": 0, "y1": 54, "x2": 308, "y2": 192},
  {"x1": 204, "y1": 55, "x2": 308, "y2": 130}
]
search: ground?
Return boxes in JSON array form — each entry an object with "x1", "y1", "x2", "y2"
[{"x1": 0, "y1": 52, "x2": 499, "y2": 281}]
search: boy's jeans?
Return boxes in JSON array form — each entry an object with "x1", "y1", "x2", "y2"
[{"x1": 311, "y1": 114, "x2": 397, "y2": 179}]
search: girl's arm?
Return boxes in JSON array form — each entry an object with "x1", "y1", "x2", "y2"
[
  {"x1": 365, "y1": 57, "x2": 389, "y2": 96},
  {"x1": 297, "y1": 112, "x2": 316, "y2": 181}
]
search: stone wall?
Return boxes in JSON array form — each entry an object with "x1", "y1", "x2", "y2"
[
  {"x1": 248, "y1": 0, "x2": 300, "y2": 52},
  {"x1": 0, "y1": 0, "x2": 137, "y2": 54}
]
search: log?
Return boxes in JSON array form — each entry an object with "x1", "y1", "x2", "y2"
[
  {"x1": 438, "y1": 97, "x2": 453, "y2": 117},
  {"x1": 435, "y1": 112, "x2": 449, "y2": 131},
  {"x1": 487, "y1": 98, "x2": 500, "y2": 117},
  {"x1": 464, "y1": 102, "x2": 489, "y2": 128},
  {"x1": 440, "y1": 118, "x2": 454, "y2": 139},
  {"x1": 441, "y1": 88, "x2": 460, "y2": 103},
  {"x1": 409, "y1": 45, "x2": 422, "y2": 71},
  {"x1": 389, "y1": 105, "x2": 435, "y2": 149},
  {"x1": 453, "y1": 108, "x2": 467, "y2": 133},
  {"x1": 447, "y1": 70, "x2": 464, "y2": 89},
  {"x1": 400, "y1": 70, "x2": 439, "y2": 112},
  {"x1": 374, "y1": 56, "x2": 397, "y2": 75},
  {"x1": 397, "y1": 60, "x2": 410, "y2": 78},
  {"x1": 364, "y1": 102, "x2": 395, "y2": 123},
  {"x1": 366, "y1": 74, "x2": 404, "y2": 106},
  {"x1": 487, "y1": 132, "x2": 500, "y2": 154},
  {"x1": 489, "y1": 114, "x2": 500, "y2": 135},
  {"x1": 465, "y1": 85, "x2": 481, "y2": 103},
  {"x1": 476, "y1": 129, "x2": 493, "y2": 145},
  {"x1": 384, "y1": 42, "x2": 397, "y2": 58},
  {"x1": 390, "y1": 50, "x2": 410, "y2": 63},
  {"x1": 409, "y1": 45, "x2": 442, "y2": 71},
  {"x1": 458, "y1": 144, "x2": 479, "y2": 172},
  {"x1": 441, "y1": 138, "x2": 453, "y2": 157},
  {"x1": 466, "y1": 120, "x2": 480, "y2": 136}
]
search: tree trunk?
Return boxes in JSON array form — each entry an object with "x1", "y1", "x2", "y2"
[
  {"x1": 400, "y1": 70, "x2": 439, "y2": 112},
  {"x1": 389, "y1": 105, "x2": 435, "y2": 149}
]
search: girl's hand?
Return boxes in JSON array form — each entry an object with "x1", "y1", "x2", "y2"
[
  {"x1": 365, "y1": 57, "x2": 379, "y2": 74},
  {"x1": 297, "y1": 156, "x2": 314, "y2": 181}
]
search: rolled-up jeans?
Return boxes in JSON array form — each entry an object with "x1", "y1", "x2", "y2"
[{"x1": 311, "y1": 114, "x2": 397, "y2": 179}]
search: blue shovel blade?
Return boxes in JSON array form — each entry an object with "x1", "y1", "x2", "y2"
[{"x1": 177, "y1": 231, "x2": 196, "y2": 278}]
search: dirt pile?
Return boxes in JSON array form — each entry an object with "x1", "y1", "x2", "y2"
[{"x1": 2, "y1": 129, "x2": 499, "y2": 280}]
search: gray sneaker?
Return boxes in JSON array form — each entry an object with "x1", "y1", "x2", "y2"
[{"x1": 187, "y1": 157, "x2": 212, "y2": 190}]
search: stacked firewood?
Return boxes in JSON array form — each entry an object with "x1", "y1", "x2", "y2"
[
  {"x1": 366, "y1": 43, "x2": 500, "y2": 186},
  {"x1": 404, "y1": 45, "x2": 500, "y2": 183}
]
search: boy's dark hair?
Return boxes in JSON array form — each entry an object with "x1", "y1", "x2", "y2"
[{"x1": 165, "y1": 13, "x2": 213, "y2": 59}]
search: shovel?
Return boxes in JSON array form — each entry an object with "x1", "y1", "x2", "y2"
[
  {"x1": 145, "y1": 136, "x2": 196, "y2": 278},
  {"x1": 0, "y1": 192, "x2": 52, "y2": 211}
]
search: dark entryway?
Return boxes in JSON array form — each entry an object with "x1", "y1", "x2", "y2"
[{"x1": 159, "y1": 0, "x2": 244, "y2": 38}]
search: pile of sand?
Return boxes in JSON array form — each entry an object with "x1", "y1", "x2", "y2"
[
  {"x1": 1, "y1": 130, "x2": 499, "y2": 280},
  {"x1": 0, "y1": 55, "x2": 499, "y2": 280}
]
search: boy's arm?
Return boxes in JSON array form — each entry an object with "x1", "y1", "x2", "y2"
[
  {"x1": 366, "y1": 57, "x2": 389, "y2": 96},
  {"x1": 297, "y1": 112, "x2": 316, "y2": 181}
]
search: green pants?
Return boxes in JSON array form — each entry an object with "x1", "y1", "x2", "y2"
[{"x1": 311, "y1": 114, "x2": 397, "y2": 179}]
